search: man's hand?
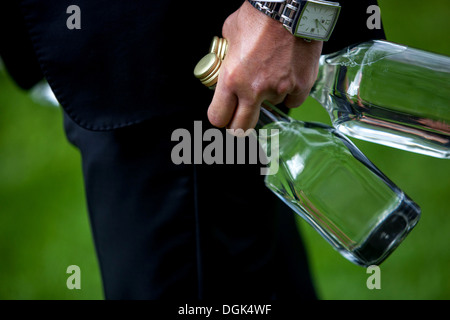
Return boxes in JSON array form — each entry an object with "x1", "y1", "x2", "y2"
[{"x1": 208, "y1": 1, "x2": 323, "y2": 132}]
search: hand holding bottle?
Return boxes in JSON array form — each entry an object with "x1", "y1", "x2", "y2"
[
  {"x1": 194, "y1": 40, "x2": 421, "y2": 266},
  {"x1": 208, "y1": 1, "x2": 322, "y2": 132}
]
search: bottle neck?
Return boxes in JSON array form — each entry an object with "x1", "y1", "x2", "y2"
[
  {"x1": 309, "y1": 55, "x2": 327, "y2": 105},
  {"x1": 258, "y1": 101, "x2": 292, "y2": 129}
]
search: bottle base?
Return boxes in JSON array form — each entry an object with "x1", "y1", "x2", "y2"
[
  {"x1": 338, "y1": 195, "x2": 421, "y2": 267},
  {"x1": 269, "y1": 184, "x2": 421, "y2": 267}
]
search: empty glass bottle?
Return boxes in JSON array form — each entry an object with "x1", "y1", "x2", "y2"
[
  {"x1": 206, "y1": 38, "x2": 450, "y2": 158},
  {"x1": 311, "y1": 40, "x2": 450, "y2": 158},
  {"x1": 257, "y1": 103, "x2": 420, "y2": 266},
  {"x1": 194, "y1": 44, "x2": 422, "y2": 266}
]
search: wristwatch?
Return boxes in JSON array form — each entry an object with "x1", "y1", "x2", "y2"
[{"x1": 247, "y1": 0, "x2": 341, "y2": 41}]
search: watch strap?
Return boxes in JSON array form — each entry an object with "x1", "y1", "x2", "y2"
[{"x1": 247, "y1": 1, "x2": 304, "y2": 34}]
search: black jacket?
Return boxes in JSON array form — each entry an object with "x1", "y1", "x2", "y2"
[{"x1": 1, "y1": 0, "x2": 385, "y2": 130}]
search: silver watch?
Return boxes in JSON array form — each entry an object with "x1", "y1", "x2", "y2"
[{"x1": 247, "y1": 0, "x2": 341, "y2": 41}]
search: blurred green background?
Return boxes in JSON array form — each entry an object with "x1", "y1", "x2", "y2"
[{"x1": 0, "y1": 0, "x2": 449, "y2": 299}]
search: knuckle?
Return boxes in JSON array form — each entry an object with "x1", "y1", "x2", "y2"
[
  {"x1": 251, "y1": 81, "x2": 268, "y2": 99},
  {"x1": 291, "y1": 75, "x2": 314, "y2": 97},
  {"x1": 295, "y1": 77, "x2": 309, "y2": 92},
  {"x1": 221, "y1": 65, "x2": 243, "y2": 91},
  {"x1": 220, "y1": 67, "x2": 235, "y2": 89},
  {"x1": 285, "y1": 94, "x2": 307, "y2": 108},
  {"x1": 276, "y1": 78, "x2": 296, "y2": 96}
]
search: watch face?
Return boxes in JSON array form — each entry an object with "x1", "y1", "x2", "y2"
[{"x1": 294, "y1": 1, "x2": 340, "y2": 41}]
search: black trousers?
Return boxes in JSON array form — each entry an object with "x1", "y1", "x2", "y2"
[
  {"x1": 1, "y1": 0, "x2": 384, "y2": 301},
  {"x1": 63, "y1": 108, "x2": 317, "y2": 300}
]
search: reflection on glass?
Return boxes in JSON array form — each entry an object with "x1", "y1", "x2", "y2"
[
  {"x1": 311, "y1": 40, "x2": 450, "y2": 158},
  {"x1": 259, "y1": 104, "x2": 421, "y2": 266}
]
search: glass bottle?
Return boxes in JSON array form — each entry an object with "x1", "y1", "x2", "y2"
[
  {"x1": 204, "y1": 38, "x2": 450, "y2": 158},
  {"x1": 194, "y1": 42, "x2": 421, "y2": 266},
  {"x1": 257, "y1": 103, "x2": 420, "y2": 266},
  {"x1": 311, "y1": 40, "x2": 450, "y2": 159}
]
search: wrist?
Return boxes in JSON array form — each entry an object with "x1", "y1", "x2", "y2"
[
  {"x1": 245, "y1": 0, "x2": 341, "y2": 42},
  {"x1": 240, "y1": 1, "x2": 300, "y2": 42}
]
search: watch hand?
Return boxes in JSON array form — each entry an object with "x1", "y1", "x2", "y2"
[{"x1": 317, "y1": 20, "x2": 328, "y2": 31}]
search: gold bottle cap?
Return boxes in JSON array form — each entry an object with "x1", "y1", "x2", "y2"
[
  {"x1": 209, "y1": 36, "x2": 220, "y2": 55},
  {"x1": 201, "y1": 65, "x2": 221, "y2": 87},
  {"x1": 194, "y1": 52, "x2": 223, "y2": 88},
  {"x1": 218, "y1": 38, "x2": 228, "y2": 60},
  {"x1": 195, "y1": 37, "x2": 229, "y2": 88},
  {"x1": 200, "y1": 58, "x2": 222, "y2": 87},
  {"x1": 193, "y1": 52, "x2": 220, "y2": 80},
  {"x1": 209, "y1": 37, "x2": 229, "y2": 60}
]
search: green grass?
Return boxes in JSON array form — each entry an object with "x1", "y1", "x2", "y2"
[
  {"x1": 0, "y1": 0, "x2": 449, "y2": 300},
  {"x1": 0, "y1": 70, "x2": 103, "y2": 299},
  {"x1": 289, "y1": 0, "x2": 450, "y2": 300}
]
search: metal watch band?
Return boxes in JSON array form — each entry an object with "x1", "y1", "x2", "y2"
[{"x1": 247, "y1": 0, "x2": 303, "y2": 34}]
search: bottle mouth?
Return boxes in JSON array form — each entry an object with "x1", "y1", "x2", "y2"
[
  {"x1": 209, "y1": 36, "x2": 228, "y2": 60},
  {"x1": 194, "y1": 37, "x2": 229, "y2": 89},
  {"x1": 193, "y1": 52, "x2": 222, "y2": 87}
]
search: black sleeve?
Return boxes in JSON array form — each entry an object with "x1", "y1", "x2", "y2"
[
  {"x1": 14, "y1": 0, "x2": 243, "y2": 131},
  {"x1": 0, "y1": 1, "x2": 43, "y2": 90},
  {"x1": 4, "y1": 0, "x2": 384, "y2": 130},
  {"x1": 323, "y1": 0, "x2": 386, "y2": 54}
]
